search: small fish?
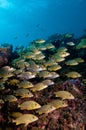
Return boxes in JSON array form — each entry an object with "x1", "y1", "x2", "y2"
[
  {"x1": 57, "y1": 51, "x2": 70, "y2": 58},
  {"x1": 57, "y1": 47, "x2": 68, "y2": 52},
  {"x1": 13, "y1": 114, "x2": 38, "y2": 126},
  {"x1": 54, "y1": 91, "x2": 75, "y2": 100},
  {"x1": 38, "y1": 70, "x2": 52, "y2": 79},
  {"x1": 33, "y1": 53, "x2": 45, "y2": 60},
  {"x1": 18, "y1": 100, "x2": 41, "y2": 110},
  {"x1": 44, "y1": 59, "x2": 57, "y2": 67},
  {"x1": 66, "y1": 71, "x2": 82, "y2": 78},
  {"x1": 50, "y1": 72, "x2": 60, "y2": 79},
  {"x1": 45, "y1": 43, "x2": 55, "y2": 49},
  {"x1": 30, "y1": 83, "x2": 48, "y2": 92},
  {"x1": 49, "y1": 99, "x2": 68, "y2": 109},
  {"x1": 65, "y1": 59, "x2": 79, "y2": 66},
  {"x1": 52, "y1": 55, "x2": 65, "y2": 63},
  {"x1": 17, "y1": 71, "x2": 36, "y2": 80},
  {"x1": 75, "y1": 58, "x2": 84, "y2": 63},
  {"x1": 4, "y1": 95, "x2": 17, "y2": 102},
  {"x1": 42, "y1": 79, "x2": 54, "y2": 86},
  {"x1": 18, "y1": 81, "x2": 34, "y2": 89},
  {"x1": 48, "y1": 64, "x2": 62, "y2": 71},
  {"x1": 14, "y1": 36, "x2": 18, "y2": 40},
  {"x1": 14, "y1": 88, "x2": 33, "y2": 98},
  {"x1": 36, "y1": 104, "x2": 56, "y2": 115},
  {"x1": 25, "y1": 33, "x2": 29, "y2": 37},
  {"x1": 36, "y1": 24, "x2": 40, "y2": 27},
  {"x1": 35, "y1": 39, "x2": 46, "y2": 44},
  {"x1": 66, "y1": 42, "x2": 75, "y2": 46},
  {"x1": 65, "y1": 33, "x2": 73, "y2": 38}
]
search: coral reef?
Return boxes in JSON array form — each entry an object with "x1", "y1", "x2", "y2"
[{"x1": 0, "y1": 33, "x2": 86, "y2": 130}]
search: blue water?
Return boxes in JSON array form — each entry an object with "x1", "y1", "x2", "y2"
[{"x1": 0, "y1": 0, "x2": 86, "y2": 48}]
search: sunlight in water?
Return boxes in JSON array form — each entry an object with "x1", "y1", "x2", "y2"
[{"x1": 0, "y1": 0, "x2": 13, "y2": 9}]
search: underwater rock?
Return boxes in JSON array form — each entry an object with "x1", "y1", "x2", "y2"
[{"x1": 0, "y1": 46, "x2": 12, "y2": 67}]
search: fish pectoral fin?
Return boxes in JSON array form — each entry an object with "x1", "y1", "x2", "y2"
[{"x1": 24, "y1": 122, "x2": 29, "y2": 127}]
